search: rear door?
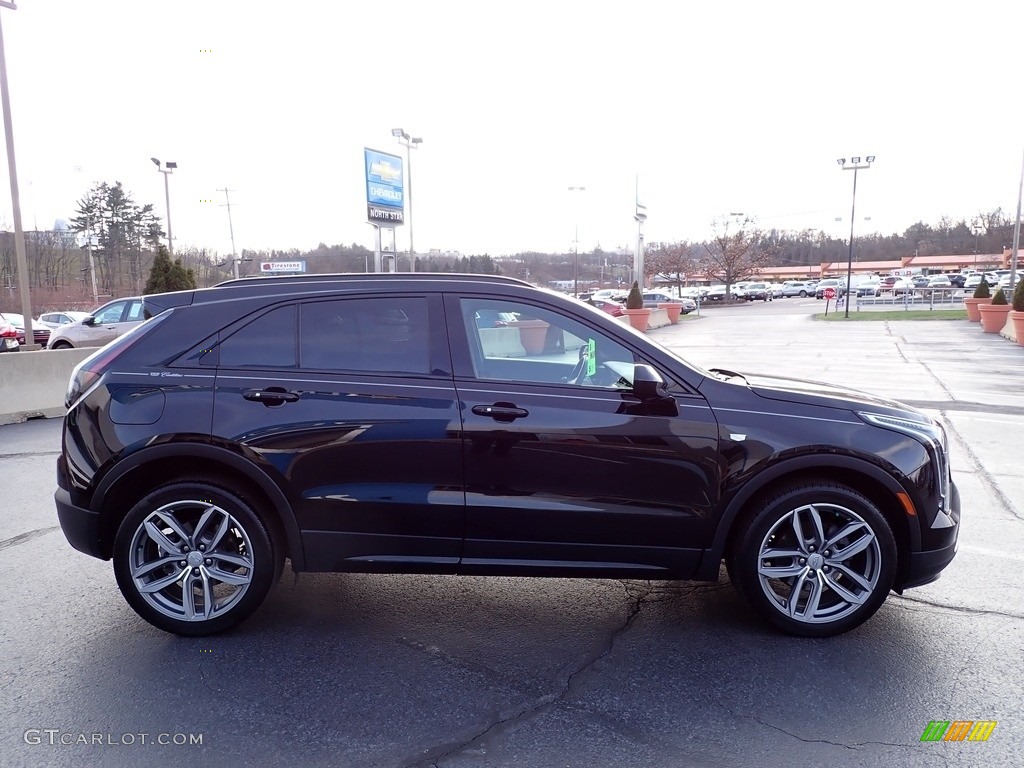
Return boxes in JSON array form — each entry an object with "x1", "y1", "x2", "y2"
[{"x1": 210, "y1": 293, "x2": 465, "y2": 573}]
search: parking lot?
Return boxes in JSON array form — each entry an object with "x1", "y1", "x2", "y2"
[{"x1": 2, "y1": 298, "x2": 1022, "y2": 768}]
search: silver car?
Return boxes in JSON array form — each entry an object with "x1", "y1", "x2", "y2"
[{"x1": 46, "y1": 297, "x2": 146, "y2": 350}]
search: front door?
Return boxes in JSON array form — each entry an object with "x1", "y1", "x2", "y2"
[{"x1": 446, "y1": 294, "x2": 721, "y2": 579}]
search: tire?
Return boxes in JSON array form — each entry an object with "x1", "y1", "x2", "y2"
[
  {"x1": 113, "y1": 481, "x2": 282, "y2": 636},
  {"x1": 51, "y1": 341, "x2": 73, "y2": 350},
  {"x1": 799, "y1": 291, "x2": 807, "y2": 297},
  {"x1": 727, "y1": 482, "x2": 896, "y2": 637}
]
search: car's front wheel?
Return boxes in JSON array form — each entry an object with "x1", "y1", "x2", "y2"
[
  {"x1": 728, "y1": 482, "x2": 896, "y2": 637},
  {"x1": 113, "y1": 481, "x2": 281, "y2": 636}
]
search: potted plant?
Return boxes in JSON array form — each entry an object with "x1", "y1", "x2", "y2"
[
  {"x1": 978, "y1": 286, "x2": 1012, "y2": 333},
  {"x1": 621, "y1": 281, "x2": 652, "y2": 331},
  {"x1": 964, "y1": 278, "x2": 991, "y2": 322},
  {"x1": 510, "y1": 317, "x2": 550, "y2": 354},
  {"x1": 657, "y1": 294, "x2": 685, "y2": 324},
  {"x1": 1009, "y1": 277, "x2": 1024, "y2": 346}
]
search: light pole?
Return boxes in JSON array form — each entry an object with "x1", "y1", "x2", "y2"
[
  {"x1": 392, "y1": 128, "x2": 422, "y2": 271},
  {"x1": 0, "y1": 0, "x2": 37, "y2": 348},
  {"x1": 568, "y1": 186, "x2": 586, "y2": 296},
  {"x1": 837, "y1": 155, "x2": 875, "y2": 318},
  {"x1": 970, "y1": 218, "x2": 984, "y2": 270},
  {"x1": 151, "y1": 157, "x2": 177, "y2": 256}
]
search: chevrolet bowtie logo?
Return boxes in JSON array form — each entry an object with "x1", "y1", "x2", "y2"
[{"x1": 370, "y1": 160, "x2": 401, "y2": 183}]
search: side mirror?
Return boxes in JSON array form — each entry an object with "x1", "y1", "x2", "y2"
[
  {"x1": 632, "y1": 364, "x2": 666, "y2": 400},
  {"x1": 82, "y1": 316, "x2": 97, "y2": 326}
]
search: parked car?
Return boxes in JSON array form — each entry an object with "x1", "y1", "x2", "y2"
[
  {"x1": 963, "y1": 274, "x2": 985, "y2": 292},
  {"x1": 46, "y1": 297, "x2": 145, "y2": 350},
  {"x1": 926, "y1": 275, "x2": 952, "y2": 289},
  {"x1": 945, "y1": 273, "x2": 967, "y2": 288},
  {"x1": 768, "y1": 283, "x2": 785, "y2": 299},
  {"x1": 855, "y1": 279, "x2": 881, "y2": 297},
  {"x1": 781, "y1": 281, "x2": 814, "y2": 298},
  {"x1": 877, "y1": 276, "x2": 899, "y2": 292},
  {"x1": 35, "y1": 311, "x2": 92, "y2": 331},
  {"x1": 55, "y1": 273, "x2": 959, "y2": 638},
  {"x1": 0, "y1": 316, "x2": 19, "y2": 352},
  {"x1": 998, "y1": 273, "x2": 1019, "y2": 292},
  {"x1": 814, "y1": 279, "x2": 846, "y2": 299},
  {"x1": 892, "y1": 278, "x2": 917, "y2": 296},
  {"x1": 641, "y1": 291, "x2": 676, "y2": 309},
  {"x1": 743, "y1": 282, "x2": 773, "y2": 302},
  {"x1": 0, "y1": 312, "x2": 50, "y2": 346},
  {"x1": 588, "y1": 298, "x2": 625, "y2": 317}
]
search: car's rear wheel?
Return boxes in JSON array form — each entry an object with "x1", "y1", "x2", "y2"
[
  {"x1": 51, "y1": 340, "x2": 73, "y2": 349},
  {"x1": 799, "y1": 291, "x2": 807, "y2": 297},
  {"x1": 728, "y1": 482, "x2": 896, "y2": 637},
  {"x1": 113, "y1": 481, "x2": 281, "y2": 636}
]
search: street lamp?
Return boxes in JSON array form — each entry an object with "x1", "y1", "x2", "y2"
[
  {"x1": 392, "y1": 128, "x2": 422, "y2": 271},
  {"x1": 568, "y1": 186, "x2": 586, "y2": 296},
  {"x1": 837, "y1": 155, "x2": 875, "y2": 318},
  {"x1": 969, "y1": 219, "x2": 984, "y2": 270},
  {"x1": 151, "y1": 157, "x2": 177, "y2": 256}
]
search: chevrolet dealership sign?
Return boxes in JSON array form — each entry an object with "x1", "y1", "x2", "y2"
[{"x1": 364, "y1": 148, "x2": 405, "y2": 225}]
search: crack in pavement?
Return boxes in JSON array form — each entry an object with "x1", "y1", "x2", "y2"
[
  {"x1": 0, "y1": 526, "x2": 61, "y2": 552},
  {"x1": 714, "y1": 702, "x2": 928, "y2": 753},
  {"x1": 940, "y1": 415, "x2": 1023, "y2": 522},
  {"x1": 399, "y1": 581, "x2": 657, "y2": 768},
  {"x1": 890, "y1": 593, "x2": 1024, "y2": 621}
]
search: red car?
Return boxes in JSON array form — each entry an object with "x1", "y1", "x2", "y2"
[
  {"x1": 0, "y1": 316, "x2": 19, "y2": 352},
  {"x1": 589, "y1": 298, "x2": 625, "y2": 317}
]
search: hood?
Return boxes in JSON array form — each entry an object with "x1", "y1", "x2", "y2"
[{"x1": 737, "y1": 370, "x2": 927, "y2": 418}]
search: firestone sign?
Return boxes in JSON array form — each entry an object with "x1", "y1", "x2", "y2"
[
  {"x1": 260, "y1": 261, "x2": 306, "y2": 274},
  {"x1": 364, "y1": 148, "x2": 405, "y2": 225}
]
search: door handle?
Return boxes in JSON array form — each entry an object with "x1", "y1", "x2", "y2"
[
  {"x1": 472, "y1": 404, "x2": 529, "y2": 422},
  {"x1": 243, "y1": 388, "x2": 300, "y2": 406}
]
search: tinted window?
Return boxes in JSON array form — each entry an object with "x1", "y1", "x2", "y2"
[
  {"x1": 461, "y1": 298, "x2": 636, "y2": 389},
  {"x1": 219, "y1": 305, "x2": 297, "y2": 368},
  {"x1": 300, "y1": 297, "x2": 429, "y2": 374}
]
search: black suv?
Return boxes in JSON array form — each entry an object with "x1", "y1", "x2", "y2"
[{"x1": 55, "y1": 274, "x2": 959, "y2": 637}]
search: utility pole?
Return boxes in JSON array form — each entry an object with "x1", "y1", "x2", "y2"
[
  {"x1": 218, "y1": 188, "x2": 239, "y2": 278},
  {"x1": 0, "y1": 1, "x2": 37, "y2": 348}
]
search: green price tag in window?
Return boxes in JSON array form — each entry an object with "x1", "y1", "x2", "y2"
[{"x1": 587, "y1": 339, "x2": 596, "y2": 377}]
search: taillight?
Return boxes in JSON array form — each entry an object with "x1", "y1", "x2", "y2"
[
  {"x1": 65, "y1": 313, "x2": 169, "y2": 408},
  {"x1": 0, "y1": 322, "x2": 16, "y2": 338}
]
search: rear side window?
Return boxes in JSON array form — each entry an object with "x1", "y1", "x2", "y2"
[
  {"x1": 299, "y1": 297, "x2": 429, "y2": 374},
  {"x1": 218, "y1": 305, "x2": 297, "y2": 369}
]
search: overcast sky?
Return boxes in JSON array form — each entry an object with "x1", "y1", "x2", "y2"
[{"x1": 1, "y1": 0, "x2": 1023, "y2": 260}]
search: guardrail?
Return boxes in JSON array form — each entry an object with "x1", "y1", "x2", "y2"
[{"x1": 854, "y1": 287, "x2": 966, "y2": 311}]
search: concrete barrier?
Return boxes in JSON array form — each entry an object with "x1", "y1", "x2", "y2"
[{"x1": 0, "y1": 347, "x2": 93, "y2": 425}]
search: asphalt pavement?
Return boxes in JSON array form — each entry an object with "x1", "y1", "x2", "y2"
[{"x1": 1, "y1": 297, "x2": 1021, "y2": 768}]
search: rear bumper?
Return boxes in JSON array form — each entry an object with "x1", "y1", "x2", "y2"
[{"x1": 55, "y1": 487, "x2": 106, "y2": 560}]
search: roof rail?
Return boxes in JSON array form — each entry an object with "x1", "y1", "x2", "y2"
[{"x1": 213, "y1": 272, "x2": 530, "y2": 289}]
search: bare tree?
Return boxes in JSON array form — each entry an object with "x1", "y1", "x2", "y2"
[
  {"x1": 700, "y1": 216, "x2": 776, "y2": 294},
  {"x1": 645, "y1": 241, "x2": 698, "y2": 293}
]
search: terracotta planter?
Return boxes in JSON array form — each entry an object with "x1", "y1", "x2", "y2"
[
  {"x1": 511, "y1": 320, "x2": 549, "y2": 354},
  {"x1": 657, "y1": 302, "x2": 683, "y2": 324},
  {"x1": 963, "y1": 297, "x2": 991, "y2": 322},
  {"x1": 622, "y1": 308, "x2": 652, "y2": 331},
  {"x1": 1010, "y1": 310, "x2": 1024, "y2": 346},
  {"x1": 978, "y1": 303, "x2": 1011, "y2": 333}
]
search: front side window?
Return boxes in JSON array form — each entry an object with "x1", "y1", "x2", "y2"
[
  {"x1": 299, "y1": 297, "x2": 429, "y2": 374},
  {"x1": 93, "y1": 302, "x2": 127, "y2": 324},
  {"x1": 461, "y1": 298, "x2": 636, "y2": 389}
]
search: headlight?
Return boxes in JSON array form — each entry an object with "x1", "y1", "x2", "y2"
[{"x1": 858, "y1": 411, "x2": 950, "y2": 512}]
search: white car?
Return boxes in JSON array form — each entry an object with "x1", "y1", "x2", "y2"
[{"x1": 35, "y1": 311, "x2": 91, "y2": 331}]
